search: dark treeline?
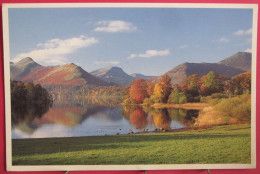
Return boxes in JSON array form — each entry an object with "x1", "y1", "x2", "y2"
[{"x1": 11, "y1": 81, "x2": 53, "y2": 124}]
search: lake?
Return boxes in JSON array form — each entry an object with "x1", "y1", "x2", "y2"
[{"x1": 11, "y1": 99, "x2": 199, "y2": 139}]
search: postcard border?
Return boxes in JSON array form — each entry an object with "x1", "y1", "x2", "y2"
[{"x1": 2, "y1": 2, "x2": 258, "y2": 171}]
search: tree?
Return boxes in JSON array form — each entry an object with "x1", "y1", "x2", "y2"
[
  {"x1": 153, "y1": 74, "x2": 172, "y2": 103},
  {"x1": 181, "y1": 74, "x2": 200, "y2": 97},
  {"x1": 201, "y1": 71, "x2": 223, "y2": 95},
  {"x1": 225, "y1": 72, "x2": 251, "y2": 95},
  {"x1": 129, "y1": 78, "x2": 148, "y2": 103},
  {"x1": 168, "y1": 88, "x2": 187, "y2": 104},
  {"x1": 146, "y1": 81, "x2": 155, "y2": 97}
]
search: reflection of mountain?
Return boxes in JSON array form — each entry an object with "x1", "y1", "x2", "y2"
[
  {"x1": 88, "y1": 107, "x2": 123, "y2": 122},
  {"x1": 33, "y1": 107, "x2": 85, "y2": 126}
]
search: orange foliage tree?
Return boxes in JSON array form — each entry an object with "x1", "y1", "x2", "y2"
[
  {"x1": 226, "y1": 72, "x2": 251, "y2": 95},
  {"x1": 153, "y1": 74, "x2": 172, "y2": 103},
  {"x1": 129, "y1": 78, "x2": 148, "y2": 103}
]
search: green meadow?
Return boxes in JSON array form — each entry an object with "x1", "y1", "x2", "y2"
[{"x1": 12, "y1": 124, "x2": 251, "y2": 165}]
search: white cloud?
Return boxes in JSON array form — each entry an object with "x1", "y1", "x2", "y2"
[
  {"x1": 127, "y1": 49, "x2": 170, "y2": 59},
  {"x1": 94, "y1": 61, "x2": 120, "y2": 65},
  {"x1": 94, "y1": 20, "x2": 137, "y2": 33},
  {"x1": 179, "y1": 44, "x2": 188, "y2": 49},
  {"x1": 12, "y1": 35, "x2": 99, "y2": 65},
  {"x1": 245, "y1": 48, "x2": 252, "y2": 53},
  {"x1": 219, "y1": 37, "x2": 230, "y2": 43},
  {"x1": 233, "y1": 28, "x2": 252, "y2": 36}
]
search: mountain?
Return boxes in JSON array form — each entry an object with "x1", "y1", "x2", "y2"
[
  {"x1": 90, "y1": 66, "x2": 135, "y2": 86},
  {"x1": 10, "y1": 57, "x2": 41, "y2": 80},
  {"x1": 218, "y1": 52, "x2": 251, "y2": 72},
  {"x1": 10, "y1": 58, "x2": 109, "y2": 86},
  {"x1": 164, "y1": 52, "x2": 250, "y2": 85},
  {"x1": 130, "y1": 73, "x2": 158, "y2": 80}
]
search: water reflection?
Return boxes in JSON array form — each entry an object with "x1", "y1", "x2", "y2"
[{"x1": 11, "y1": 99, "x2": 199, "y2": 139}]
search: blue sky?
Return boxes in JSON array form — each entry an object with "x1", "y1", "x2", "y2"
[{"x1": 9, "y1": 7, "x2": 253, "y2": 76}]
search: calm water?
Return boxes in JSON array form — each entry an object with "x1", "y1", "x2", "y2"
[{"x1": 11, "y1": 99, "x2": 199, "y2": 139}]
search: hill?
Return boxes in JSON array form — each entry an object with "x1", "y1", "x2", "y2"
[
  {"x1": 10, "y1": 58, "x2": 109, "y2": 86},
  {"x1": 218, "y1": 52, "x2": 251, "y2": 71},
  {"x1": 90, "y1": 66, "x2": 135, "y2": 86},
  {"x1": 164, "y1": 52, "x2": 250, "y2": 85},
  {"x1": 130, "y1": 73, "x2": 158, "y2": 80},
  {"x1": 10, "y1": 57, "x2": 41, "y2": 80}
]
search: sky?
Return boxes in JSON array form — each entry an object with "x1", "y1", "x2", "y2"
[{"x1": 8, "y1": 7, "x2": 253, "y2": 76}]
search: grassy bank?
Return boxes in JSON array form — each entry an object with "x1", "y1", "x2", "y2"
[{"x1": 12, "y1": 124, "x2": 251, "y2": 165}]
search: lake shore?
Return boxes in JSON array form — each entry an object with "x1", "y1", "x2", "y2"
[
  {"x1": 122, "y1": 102, "x2": 208, "y2": 110},
  {"x1": 12, "y1": 124, "x2": 251, "y2": 165}
]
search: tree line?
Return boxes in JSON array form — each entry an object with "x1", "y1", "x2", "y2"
[{"x1": 123, "y1": 71, "x2": 251, "y2": 105}]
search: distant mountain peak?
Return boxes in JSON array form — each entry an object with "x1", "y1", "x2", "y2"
[
  {"x1": 17, "y1": 57, "x2": 35, "y2": 63},
  {"x1": 130, "y1": 73, "x2": 158, "y2": 80},
  {"x1": 218, "y1": 52, "x2": 251, "y2": 72},
  {"x1": 90, "y1": 66, "x2": 134, "y2": 86}
]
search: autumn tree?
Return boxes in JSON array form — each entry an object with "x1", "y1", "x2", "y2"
[
  {"x1": 146, "y1": 81, "x2": 155, "y2": 97},
  {"x1": 181, "y1": 74, "x2": 200, "y2": 97},
  {"x1": 153, "y1": 74, "x2": 172, "y2": 103},
  {"x1": 200, "y1": 71, "x2": 223, "y2": 96},
  {"x1": 168, "y1": 87, "x2": 187, "y2": 104},
  {"x1": 226, "y1": 72, "x2": 251, "y2": 95},
  {"x1": 129, "y1": 78, "x2": 148, "y2": 103}
]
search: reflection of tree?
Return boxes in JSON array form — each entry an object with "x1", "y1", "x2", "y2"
[
  {"x1": 129, "y1": 108, "x2": 148, "y2": 129},
  {"x1": 11, "y1": 100, "x2": 50, "y2": 125},
  {"x1": 150, "y1": 108, "x2": 171, "y2": 130},
  {"x1": 168, "y1": 108, "x2": 199, "y2": 127},
  {"x1": 11, "y1": 81, "x2": 52, "y2": 125}
]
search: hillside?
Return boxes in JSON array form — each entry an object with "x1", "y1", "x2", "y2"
[
  {"x1": 11, "y1": 58, "x2": 109, "y2": 86},
  {"x1": 164, "y1": 52, "x2": 250, "y2": 85},
  {"x1": 10, "y1": 57, "x2": 41, "y2": 80},
  {"x1": 130, "y1": 73, "x2": 158, "y2": 80},
  {"x1": 90, "y1": 66, "x2": 135, "y2": 86},
  {"x1": 218, "y1": 52, "x2": 251, "y2": 71}
]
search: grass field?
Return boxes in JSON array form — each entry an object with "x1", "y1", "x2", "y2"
[{"x1": 12, "y1": 124, "x2": 251, "y2": 165}]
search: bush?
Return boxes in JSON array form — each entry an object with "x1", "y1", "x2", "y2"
[
  {"x1": 178, "y1": 96, "x2": 187, "y2": 104},
  {"x1": 214, "y1": 94, "x2": 251, "y2": 123},
  {"x1": 143, "y1": 98, "x2": 153, "y2": 105},
  {"x1": 200, "y1": 93, "x2": 228, "y2": 104},
  {"x1": 123, "y1": 98, "x2": 136, "y2": 105},
  {"x1": 150, "y1": 95, "x2": 163, "y2": 103}
]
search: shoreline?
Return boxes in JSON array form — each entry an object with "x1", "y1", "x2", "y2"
[{"x1": 122, "y1": 102, "x2": 208, "y2": 110}]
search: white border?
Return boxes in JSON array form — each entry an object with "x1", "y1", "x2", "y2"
[{"x1": 2, "y1": 3, "x2": 258, "y2": 171}]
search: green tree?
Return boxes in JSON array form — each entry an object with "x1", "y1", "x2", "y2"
[{"x1": 203, "y1": 71, "x2": 223, "y2": 95}]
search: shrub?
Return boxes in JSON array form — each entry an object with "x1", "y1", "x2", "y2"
[
  {"x1": 150, "y1": 95, "x2": 163, "y2": 103},
  {"x1": 200, "y1": 93, "x2": 228, "y2": 104},
  {"x1": 178, "y1": 96, "x2": 187, "y2": 104},
  {"x1": 143, "y1": 98, "x2": 153, "y2": 106},
  {"x1": 123, "y1": 98, "x2": 136, "y2": 105},
  {"x1": 214, "y1": 94, "x2": 251, "y2": 123}
]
